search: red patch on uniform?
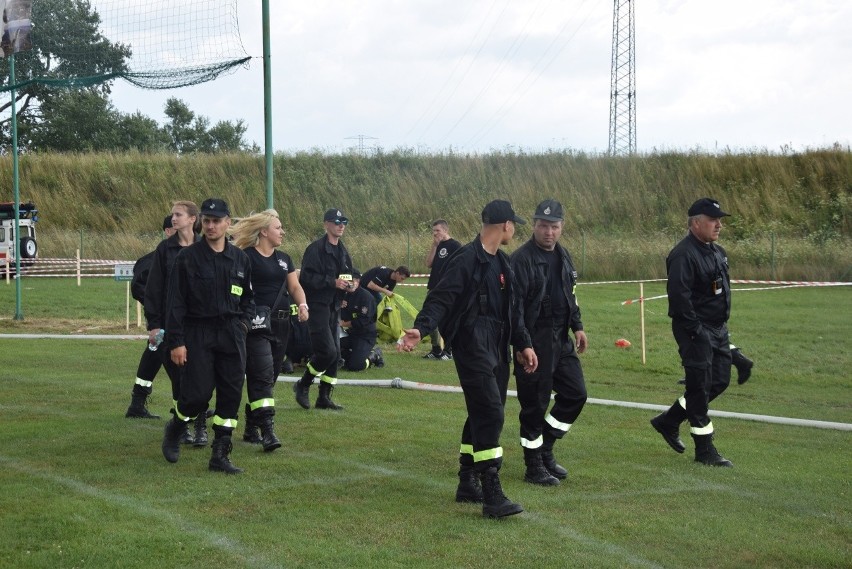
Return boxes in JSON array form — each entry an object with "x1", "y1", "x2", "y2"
[{"x1": 499, "y1": 273, "x2": 505, "y2": 289}]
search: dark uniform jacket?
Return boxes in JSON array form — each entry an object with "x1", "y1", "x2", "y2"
[
  {"x1": 427, "y1": 238, "x2": 462, "y2": 290},
  {"x1": 413, "y1": 235, "x2": 525, "y2": 349},
  {"x1": 666, "y1": 231, "x2": 731, "y2": 335},
  {"x1": 143, "y1": 233, "x2": 200, "y2": 331},
  {"x1": 165, "y1": 239, "x2": 255, "y2": 349},
  {"x1": 341, "y1": 286, "x2": 377, "y2": 341},
  {"x1": 510, "y1": 238, "x2": 583, "y2": 351},
  {"x1": 299, "y1": 234, "x2": 353, "y2": 306},
  {"x1": 131, "y1": 251, "x2": 154, "y2": 304}
]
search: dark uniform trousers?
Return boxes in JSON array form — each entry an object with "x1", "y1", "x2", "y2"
[
  {"x1": 341, "y1": 334, "x2": 373, "y2": 371},
  {"x1": 516, "y1": 323, "x2": 587, "y2": 447},
  {"x1": 305, "y1": 301, "x2": 341, "y2": 382},
  {"x1": 453, "y1": 316, "x2": 510, "y2": 473},
  {"x1": 134, "y1": 346, "x2": 161, "y2": 394},
  {"x1": 245, "y1": 317, "x2": 290, "y2": 417},
  {"x1": 176, "y1": 319, "x2": 246, "y2": 427},
  {"x1": 133, "y1": 344, "x2": 183, "y2": 405},
  {"x1": 670, "y1": 322, "x2": 732, "y2": 432}
]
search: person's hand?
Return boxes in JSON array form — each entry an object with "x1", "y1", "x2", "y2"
[
  {"x1": 335, "y1": 278, "x2": 352, "y2": 290},
  {"x1": 148, "y1": 328, "x2": 161, "y2": 344},
  {"x1": 297, "y1": 304, "x2": 309, "y2": 322},
  {"x1": 574, "y1": 330, "x2": 588, "y2": 354},
  {"x1": 171, "y1": 345, "x2": 187, "y2": 366},
  {"x1": 516, "y1": 348, "x2": 538, "y2": 373},
  {"x1": 397, "y1": 329, "x2": 421, "y2": 352}
]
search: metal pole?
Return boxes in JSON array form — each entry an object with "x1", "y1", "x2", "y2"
[
  {"x1": 10, "y1": 54, "x2": 23, "y2": 320},
  {"x1": 262, "y1": 0, "x2": 273, "y2": 209}
]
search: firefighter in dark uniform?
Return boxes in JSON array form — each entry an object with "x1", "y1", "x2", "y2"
[
  {"x1": 651, "y1": 197, "x2": 734, "y2": 467},
  {"x1": 142, "y1": 202, "x2": 205, "y2": 444},
  {"x1": 511, "y1": 199, "x2": 588, "y2": 486},
  {"x1": 339, "y1": 270, "x2": 380, "y2": 371},
  {"x1": 399, "y1": 200, "x2": 537, "y2": 519},
  {"x1": 125, "y1": 214, "x2": 175, "y2": 420},
  {"x1": 161, "y1": 198, "x2": 255, "y2": 474},
  {"x1": 293, "y1": 208, "x2": 354, "y2": 410},
  {"x1": 424, "y1": 219, "x2": 462, "y2": 359}
]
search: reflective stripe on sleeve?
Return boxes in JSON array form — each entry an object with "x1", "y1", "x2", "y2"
[{"x1": 135, "y1": 378, "x2": 153, "y2": 388}]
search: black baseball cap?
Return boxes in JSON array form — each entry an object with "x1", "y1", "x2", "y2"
[
  {"x1": 200, "y1": 198, "x2": 230, "y2": 218},
  {"x1": 481, "y1": 200, "x2": 526, "y2": 225},
  {"x1": 162, "y1": 215, "x2": 173, "y2": 230},
  {"x1": 323, "y1": 208, "x2": 348, "y2": 223},
  {"x1": 688, "y1": 198, "x2": 729, "y2": 218},
  {"x1": 533, "y1": 199, "x2": 564, "y2": 222},
  {"x1": 351, "y1": 268, "x2": 362, "y2": 280}
]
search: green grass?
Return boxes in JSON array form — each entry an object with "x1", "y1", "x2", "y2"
[{"x1": 1, "y1": 279, "x2": 850, "y2": 567}]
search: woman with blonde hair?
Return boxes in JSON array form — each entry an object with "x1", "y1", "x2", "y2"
[{"x1": 231, "y1": 209, "x2": 309, "y2": 451}]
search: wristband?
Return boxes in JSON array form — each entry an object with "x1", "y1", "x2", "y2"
[{"x1": 299, "y1": 303, "x2": 308, "y2": 309}]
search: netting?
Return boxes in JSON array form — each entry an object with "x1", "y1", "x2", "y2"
[{"x1": 0, "y1": 0, "x2": 249, "y2": 93}]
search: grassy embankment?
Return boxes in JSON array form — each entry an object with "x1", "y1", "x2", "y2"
[{"x1": 2, "y1": 149, "x2": 850, "y2": 280}]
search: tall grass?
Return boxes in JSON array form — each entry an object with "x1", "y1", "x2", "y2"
[{"x1": 3, "y1": 148, "x2": 850, "y2": 279}]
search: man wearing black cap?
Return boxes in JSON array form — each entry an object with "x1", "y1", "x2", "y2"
[
  {"x1": 510, "y1": 199, "x2": 588, "y2": 486},
  {"x1": 294, "y1": 208, "x2": 354, "y2": 410},
  {"x1": 651, "y1": 197, "x2": 735, "y2": 467},
  {"x1": 398, "y1": 199, "x2": 537, "y2": 519},
  {"x1": 161, "y1": 198, "x2": 256, "y2": 474}
]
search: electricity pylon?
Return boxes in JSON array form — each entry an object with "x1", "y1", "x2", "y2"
[{"x1": 608, "y1": 0, "x2": 636, "y2": 155}]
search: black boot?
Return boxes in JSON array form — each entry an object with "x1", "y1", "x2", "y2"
[
  {"x1": 523, "y1": 448, "x2": 560, "y2": 486},
  {"x1": 258, "y1": 414, "x2": 282, "y2": 452},
  {"x1": 193, "y1": 410, "x2": 209, "y2": 448},
  {"x1": 368, "y1": 347, "x2": 385, "y2": 368},
  {"x1": 209, "y1": 434, "x2": 243, "y2": 474},
  {"x1": 732, "y1": 348, "x2": 754, "y2": 385},
  {"x1": 162, "y1": 417, "x2": 187, "y2": 463},
  {"x1": 692, "y1": 433, "x2": 733, "y2": 467},
  {"x1": 650, "y1": 412, "x2": 686, "y2": 453},
  {"x1": 293, "y1": 370, "x2": 313, "y2": 409},
  {"x1": 315, "y1": 382, "x2": 343, "y2": 410},
  {"x1": 541, "y1": 435, "x2": 568, "y2": 480},
  {"x1": 126, "y1": 388, "x2": 160, "y2": 419},
  {"x1": 242, "y1": 403, "x2": 262, "y2": 444},
  {"x1": 455, "y1": 456, "x2": 483, "y2": 503},
  {"x1": 480, "y1": 467, "x2": 523, "y2": 519}
]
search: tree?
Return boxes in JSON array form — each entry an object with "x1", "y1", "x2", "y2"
[
  {"x1": 163, "y1": 97, "x2": 256, "y2": 154},
  {"x1": 0, "y1": 0, "x2": 131, "y2": 148}
]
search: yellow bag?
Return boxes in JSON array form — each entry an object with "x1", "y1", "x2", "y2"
[{"x1": 376, "y1": 292, "x2": 419, "y2": 344}]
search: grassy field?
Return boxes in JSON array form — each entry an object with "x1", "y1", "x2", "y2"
[{"x1": 1, "y1": 278, "x2": 850, "y2": 568}]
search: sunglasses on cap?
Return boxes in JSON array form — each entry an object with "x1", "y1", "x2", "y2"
[{"x1": 333, "y1": 218, "x2": 348, "y2": 226}]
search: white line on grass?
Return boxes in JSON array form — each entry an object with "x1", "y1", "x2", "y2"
[{"x1": 0, "y1": 455, "x2": 284, "y2": 569}]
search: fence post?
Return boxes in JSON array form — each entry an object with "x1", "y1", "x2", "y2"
[
  {"x1": 770, "y1": 232, "x2": 776, "y2": 280},
  {"x1": 76, "y1": 249, "x2": 81, "y2": 287}
]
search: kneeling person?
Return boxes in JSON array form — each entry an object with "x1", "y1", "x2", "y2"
[{"x1": 340, "y1": 270, "x2": 382, "y2": 371}]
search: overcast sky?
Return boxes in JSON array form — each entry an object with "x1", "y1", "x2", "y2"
[{"x1": 109, "y1": 0, "x2": 852, "y2": 155}]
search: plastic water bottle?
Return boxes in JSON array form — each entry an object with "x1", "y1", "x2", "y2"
[{"x1": 148, "y1": 329, "x2": 165, "y2": 351}]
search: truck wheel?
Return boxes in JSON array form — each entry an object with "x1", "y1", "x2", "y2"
[{"x1": 20, "y1": 236, "x2": 37, "y2": 261}]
